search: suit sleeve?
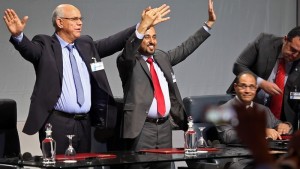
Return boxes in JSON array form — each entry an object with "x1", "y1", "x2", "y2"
[
  {"x1": 166, "y1": 27, "x2": 210, "y2": 66},
  {"x1": 265, "y1": 107, "x2": 281, "y2": 128},
  {"x1": 10, "y1": 34, "x2": 44, "y2": 64},
  {"x1": 117, "y1": 32, "x2": 143, "y2": 83},
  {"x1": 232, "y1": 33, "x2": 265, "y2": 76},
  {"x1": 216, "y1": 124, "x2": 240, "y2": 144},
  {"x1": 94, "y1": 26, "x2": 136, "y2": 58}
]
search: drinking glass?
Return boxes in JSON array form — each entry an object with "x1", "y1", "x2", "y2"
[
  {"x1": 197, "y1": 127, "x2": 208, "y2": 148},
  {"x1": 65, "y1": 135, "x2": 76, "y2": 161}
]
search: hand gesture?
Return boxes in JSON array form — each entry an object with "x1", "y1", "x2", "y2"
[
  {"x1": 138, "y1": 4, "x2": 170, "y2": 34},
  {"x1": 205, "y1": 0, "x2": 216, "y2": 28},
  {"x1": 152, "y1": 4, "x2": 170, "y2": 26},
  {"x1": 3, "y1": 9, "x2": 28, "y2": 36},
  {"x1": 259, "y1": 80, "x2": 283, "y2": 96}
]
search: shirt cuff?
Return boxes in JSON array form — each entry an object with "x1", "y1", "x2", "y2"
[
  {"x1": 203, "y1": 25, "x2": 210, "y2": 33},
  {"x1": 257, "y1": 77, "x2": 264, "y2": 86},
  {"x1": 135, "y1": 23, "x2": 144, "y2": 39},
  {"x1": 12, "y1": 32, "x2": 24, "y2": 43}
]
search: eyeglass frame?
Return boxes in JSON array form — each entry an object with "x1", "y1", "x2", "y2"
[
  {"x1": 235, "y1": 83, "x2": 257, "y2": 91},
  {"x1": 59, "y1": 17, "x2": 84, "y2": 22}
]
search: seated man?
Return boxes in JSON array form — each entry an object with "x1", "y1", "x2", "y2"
[
  {"x1": 217, "y1": 71, "x2": 292, "y2": 144},
  {"x1": 216, "y1": 71, "x2": 292, "y2": 169},
  {"x1": 235, "y1": 94, "x2": 300, "y2": 169}
]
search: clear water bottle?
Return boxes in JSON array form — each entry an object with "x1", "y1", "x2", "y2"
[
  {"x1": 184, "y1": 116, "x2": 197, "y2": 156},
  {"x1": 42, "y1": 123, "x2": 56, "y2": 164}
]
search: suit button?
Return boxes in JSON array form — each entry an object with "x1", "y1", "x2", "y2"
[{"x1": 295, "y1": 68, "x2": 298, "y2": 71}]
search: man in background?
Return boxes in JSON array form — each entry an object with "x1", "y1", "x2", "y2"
[
  {"x1": 227, "y1": 27, "x2": 300, "y2": 131},
  {"x1": 218, "y1": 71, "x2": 292, "y2": 169}
]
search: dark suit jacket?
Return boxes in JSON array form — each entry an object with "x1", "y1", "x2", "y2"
[
  {"x1": 227, "y1": 33, "x2": 300, "y2": 130},
  {"x1": 117, "y1": 27, "x2": 210, "y2": 139},
  {"x1": 10, "y1": 26, "x2": 135, "y2": 135},
  {"x1": 217, "y1": 98, "x2": 282, "y2": 144}
]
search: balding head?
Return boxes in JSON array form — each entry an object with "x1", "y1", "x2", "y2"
[{"x1": 52, "y1": 4, "x2": 80, "y2": 30}]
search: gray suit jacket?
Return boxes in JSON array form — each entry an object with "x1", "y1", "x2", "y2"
[
  {"x1": 217, "y1": 98, "x2": 282, "y2": 144},
  {"x1": 227, "y1": 33, "x2": 300, "y2": 130},
  {"x1": 117, "y1": 27, "x2": 210, "y2": 139}
]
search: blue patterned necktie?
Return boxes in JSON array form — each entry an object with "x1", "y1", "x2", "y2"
[{"x1": 66, "y1": 44, "x2": 85, "y2": 106}]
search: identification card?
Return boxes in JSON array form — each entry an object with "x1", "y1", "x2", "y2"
[
  {"x1": 290, "y1": 92, "x2": 300, "y2": 100},
  {"x1": 90, "y1": 62, "x2": 104, "y2": 72}
]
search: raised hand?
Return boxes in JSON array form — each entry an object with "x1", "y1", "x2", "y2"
[
  {"x1": 152, "y1": 4, "x2": 170, "y2": 26},
  {"x1": 3, "y1": 9, "x2": 28, "y2": 36},
  {"x1": 138, "y1": 4, "x2": 170, "y2": 34},
  {"x1": 206, "y1": 0, "x2": 216, "y2": 28}
]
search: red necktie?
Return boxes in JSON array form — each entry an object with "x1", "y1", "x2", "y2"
[
  {"x1": 269, "y1": 59, "x2": 286, "y2": 119},
  {"x1": 146, "y1": 58, "x2": 166, "y2": 116}
]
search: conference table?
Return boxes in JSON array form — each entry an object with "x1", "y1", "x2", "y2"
[{"x1": 0, "y1": 145, "x2": 288, "y2": 169}]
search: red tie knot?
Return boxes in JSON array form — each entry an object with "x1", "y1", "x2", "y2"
[
  {"x1": 146, "y1": 57, "x2": 154, "y2": 64},
  {"x1": 279, "y1": 58, "x2": 285, "y2": 65}
]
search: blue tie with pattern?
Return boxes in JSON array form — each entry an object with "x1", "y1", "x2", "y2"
[{"x1": 66, "y1": 44, "x2": 85, "y2": 106}]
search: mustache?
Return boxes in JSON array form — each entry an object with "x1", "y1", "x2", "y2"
[{"x1": 147, "y1": 43, "x2": 155, "y2": 46}]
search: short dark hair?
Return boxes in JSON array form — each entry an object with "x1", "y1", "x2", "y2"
[
  {"x1": 287, "y1": 26, "x2": 300, "y2": 41},
  {"x1": 235, "y1": 71, "x2": 257, "y2": 84}
]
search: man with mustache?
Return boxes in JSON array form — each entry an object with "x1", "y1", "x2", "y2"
[
  {"x1": 117, "y1": 0, "x2": 216, "y2": 169},
  {"x1": 227, "y1": 27, "x2": 300, "y2": 131}
]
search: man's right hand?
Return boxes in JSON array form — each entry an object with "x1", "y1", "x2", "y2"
[
  {"x1": 259, "y1": 80, "x2": 283, "y2": 96},
  {"x1": 266, "y1": 128, "x2": 282, "y2": 140},
  {"x1": 3, "y1": 9, "x2": 28, "y2": 37},
  {"x1": 138, "y1": 4, "x2": 170, "y2": 34}
]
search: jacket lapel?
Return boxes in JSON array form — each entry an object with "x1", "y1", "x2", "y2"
[
  {"x1": 51, "y1": 35, "x2": 63, "y2": 83},
  {"x1": 138, "y1": 55, "x2": 151, "y2": 79}
]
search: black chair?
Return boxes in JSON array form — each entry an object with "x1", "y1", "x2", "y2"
[
  {"x1": 0, "y1": 99, "x2": 21, "y2": 158},
  {"x1": 91, "y1": 97, "x2": 125, "y2": 153},
  {"x1": 182, "y1": 94, "x2": 233, "y2": 169}
]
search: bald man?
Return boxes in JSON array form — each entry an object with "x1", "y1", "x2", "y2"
[{"x1": 3, "y1": 4, "x2": 137, "y2": 153}]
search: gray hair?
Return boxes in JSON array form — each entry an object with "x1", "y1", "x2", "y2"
[{"x1": 52, "y1": 5, "x2": 64, "y2": 29}]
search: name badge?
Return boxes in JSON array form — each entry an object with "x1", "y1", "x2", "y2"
[
  {"x1": 90, "y1": 57, "x2": 104, "y2": 72},
  {"x1": 290, "y1": 92, "x2": 300, "y2": 100},
  {"x1": 171, "y1": 73, "x2": 176, "y2": 83}
]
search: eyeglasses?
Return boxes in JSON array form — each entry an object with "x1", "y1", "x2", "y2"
[
  {"x1": 236, "y1": 84, "x2": 257, "y2": 90},
  {"x1": 60, "y1": 17, "x2": 83, "y2": 22}
]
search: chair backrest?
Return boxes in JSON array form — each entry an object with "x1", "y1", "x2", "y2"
[
  {"x1": 183, "y1": 94, "x2": 233, "y2": 142},
  {"x1": 0, "y1": 99, "x2": 20, "y2": 158}
]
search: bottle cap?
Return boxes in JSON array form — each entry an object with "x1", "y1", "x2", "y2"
[
  {"x1": 45, "y1": 123, "x2": 53, "y2": 135},
  {"x1": 187, "y1": 116, "x2": 193, "y2": 128}
]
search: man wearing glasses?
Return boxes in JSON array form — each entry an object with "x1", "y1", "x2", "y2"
[
  {"x1": 218, "y1": 71, "x2": 292, "y2": 144},
  {"x1": 217, "y1": 71, "x2": 292, "y2": 169},
  {"x1": 227, "y1": 27, "x2": 300, "y2": 131},
  {"x1": 3, "y1": 4, "x2": 144, "y2": 153}
]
